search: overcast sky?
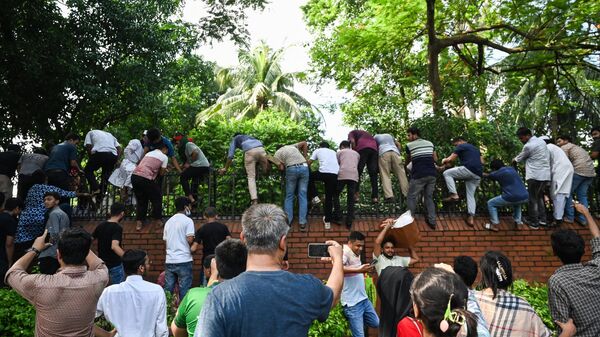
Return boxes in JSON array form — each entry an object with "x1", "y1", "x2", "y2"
[{"x1": 183, "y1": 0, "x2": 353, "y2": 143}]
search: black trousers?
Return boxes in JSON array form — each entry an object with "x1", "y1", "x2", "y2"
[
  {"x1": 180, "y1": 166, "x2": 210, "y2": 197},
  {"x1": 46, "y1": 169, "x2": 71, "y2": 191},
  {"x1": 308, "y1": 171, "x2": 338, "y2": 222},
  {"x1": 357, "y1": 148, "x2": 379, "y2": 199},
  {"x1": 335, "y1": 180, "x2": 357, "y2": 226},
  {"x1": 17, "y1": 174, "x2": 36, "y2": 201},
  {"x1": 527, "y1": 179, "x2": 548, "y2": 224},
  {"x1": 131, "y1": 174, "x2": 162, "y2": 221},
  {"x1": 39, "y1": 257, "x2": 60, "y2": 275},
  {"x1": 85, "y1": 152, "x2": 118, "y2": 193}
]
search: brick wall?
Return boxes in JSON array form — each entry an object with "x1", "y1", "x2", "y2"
[{"x1": 78, "y1": 215, "x2": 595, "y2": 284}]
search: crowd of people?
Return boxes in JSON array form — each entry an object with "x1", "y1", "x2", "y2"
[{"x1": 1, "y1": 125, "x2": 600, "y2": 337}]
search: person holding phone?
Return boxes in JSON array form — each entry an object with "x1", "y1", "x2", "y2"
[{"x1": 373, "y1": 218, "x2": 419, "y2": 276}]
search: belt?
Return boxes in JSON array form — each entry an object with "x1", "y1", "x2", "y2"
[{"x1": 287, "y1": 163, "x2": 308, "y2": 168}]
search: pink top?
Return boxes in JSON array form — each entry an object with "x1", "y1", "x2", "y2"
[
  {"x1": 133, "y1": 149, "x2": 168, "y2": 180},
  {"x1": 337, "y1": 148, "x2": 360, "y2": 182}
]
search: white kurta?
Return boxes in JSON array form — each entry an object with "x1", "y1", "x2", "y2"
[
  {"x1": 108, "y1": 139, "x2": 144, "y2": 188},
  {"x1": 546, "y1": 143, "x2": 574, "y2": 196}
]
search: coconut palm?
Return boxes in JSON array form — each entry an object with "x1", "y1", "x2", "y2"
[{"x1": 196, "y1": 43, "x2": 316, "y2": 124}]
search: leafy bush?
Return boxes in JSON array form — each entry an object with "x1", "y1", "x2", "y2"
[
  {"x1": 0, "y1": 288, "x2": 36, "y2": 337},
  {"x1": 309, "y1": 303, "x2": 351, "y2": 337},
  {"x1": 511, "y1": 279, "x2": 555, "y2": 331}
]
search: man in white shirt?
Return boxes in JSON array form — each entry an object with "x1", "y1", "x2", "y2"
[
  {"x1": 373, "y1": 218, "x2": 419, "y2": 276},
  {"x1": 163, "y1": 197, "x2": 195, "y2": 299},
  {"x1": 95, "y1": 249, "x2": 168, "y2": 337},
  {"x1": 84, "y1": 129, "x2": 122, "y2": 196},
  {"x1": 307, "y1": 141, "x2": 340, "y2": 229}
]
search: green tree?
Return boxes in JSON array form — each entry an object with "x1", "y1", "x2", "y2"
[{"x1": 197, "y1": 43, "x2": 317, "y2": 124}]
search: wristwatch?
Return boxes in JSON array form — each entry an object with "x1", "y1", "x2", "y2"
[{"x1": 26, "y1": 247, "x2": 41, "y2": 257}]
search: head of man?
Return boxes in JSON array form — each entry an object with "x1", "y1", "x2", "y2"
[
  {"x1": 551, "y1": 229, "x2": 585, "y2": 265},
  {"x1": 407, "y1": 127, "x2": 420, "y2": 141},
  {"x1": 4, "y1": 197, "x2": 24, "y2": 217},
  {"x1": 43, "y1": 192, "x2": 61, "y2": 209},
  {"x1": 240, "y1": 204, "x2": 289, "y2": 261},
  {"x1": 380, "y1": 237, "x2": 396, "y2": 259},
  {"x1": 174, "y1": 196, "x2": 191, "y2": 215},
  {"x1": 591, "y1": 127, "x2": 600, "y2": 140},
  {"x1": 109, "y1": 202, "x2": 126, "y2": 222},
  {"x1": 203, "y1": 254, "x2": 215, "y2": 280},
  {"x1": 147, "y1": 128, "x2": 162, "y2": 143},
  {"x1": 453, "y1": 255, "x2": 478, "y2": 288},
  {"x1": 56, "y1": 227, "x2": 92, "y2": 267},
  {"x1": 339, "y1": 140, "x2": 351, "y2": 150},
  {"x1": 123, "y1": 249, "x2": 150, "y2": 276},
  {"x1": 173, "y1": 132, "x2": 184, "y2": 146},
  {"x1": 155, "y1": 140, "x2": 169, "y2": 155},
  {"x1": 451, "y1": 137, "x2": 466, "y2": 146},
  {"x1": 515, "y1": 127, "x2": 532, "y2": 144},
  {"x1": 65, "y1": 132, "x2": 80, "y2": 145},
  {"x1": 204, "y1": 206, "x2": 218, "y2": 220},
  {"x1": 6, "y1": 144, "x2": 21, "y2": 153},
  {"x1": 489, "y1": 159, "x2": 504, "y2": 171},
  {"x1": 215, "y1": 239, "x2": 248, "y2": 280},
  {"x1": 556, "y1": 135, "x2": 572, "y2": 147},
  {"x1": 347, "y1": 231, "x2": 366, "y2": 256},
  {"x1": 319, "y1": 141, "x2": 330, "y2": 149}
]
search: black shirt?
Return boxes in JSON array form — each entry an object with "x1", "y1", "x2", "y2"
[
  {"x1": 0, "y1": 212, "x2": 17, "y2": 264},
  {"x1": 92, "y1": 221, "x2": 123, "y2": 268},
  {"x1": 0, "y1": 151, "x2": 20, "y2": 177},
  {"x1": 194, "y1": 221, "x2": 231, "y2": 256}
]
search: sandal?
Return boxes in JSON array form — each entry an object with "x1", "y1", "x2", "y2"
[
  {"x1": 484, "y1": 223, "x2": 499, "y2": 232},
  {"x1": 135, "y1": 222, "x2": 143, "y2": 231}
]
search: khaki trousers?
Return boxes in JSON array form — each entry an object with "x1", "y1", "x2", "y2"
[
  {"x1": 244, "y1": 147, "x2": 268, "y2": 200},
  {"x1": 378, "y1": 151, "x2": 409, "y2": 199}
]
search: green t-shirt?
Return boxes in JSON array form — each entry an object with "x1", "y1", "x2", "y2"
[{"x1": 174, "y1": 283, "x2": 218, "y2": 335}]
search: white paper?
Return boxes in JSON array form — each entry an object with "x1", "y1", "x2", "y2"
[{"x1": 392, "y1": 210, "x2": 414, "y2": 229}]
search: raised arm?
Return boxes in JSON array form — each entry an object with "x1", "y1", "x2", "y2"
[
  {"x1": 324, "y1": 241, "x2": 344, "y2": 307},
  {"x1": 374, "y1": 218, "x2": 394, "y2": 257},
  {"x1": 441, "y1": 153, "x2": 458, "y2": 165}
]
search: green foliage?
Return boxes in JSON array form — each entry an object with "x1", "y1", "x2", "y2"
[
  {"x1": 511, "y1": 279, "x2": 555, "y2": 331},
  {"x1": 0, "y1": 288, "x2": 35, "y2": 337},
  {"x1": 309, "y1": 303, "x2": 351, "y2": 337}
]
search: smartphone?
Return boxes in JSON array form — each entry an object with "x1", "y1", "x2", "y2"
[
  {"x1": 370, "y1": 259, "x2": 378, "y2": 266},
  {"x1": 308, "y1": 243, "x2": 330, "y2": 258}
]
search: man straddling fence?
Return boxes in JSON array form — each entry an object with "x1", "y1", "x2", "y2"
[
  {"x1": 348, "y1": 130, "x2": 379, "y2": 203},
  {"x1": 373, "y1": 133, "x2": 409, "y2": 204},
  {"x1": 307, "y1": 141, "x2": 340, "y2": 230},
  {"x1": 174, "y1": 133, "x2": 211, "y2": 205},
  {"x1": 83, "y1": 129, "x2": 121, "y2": 197}
]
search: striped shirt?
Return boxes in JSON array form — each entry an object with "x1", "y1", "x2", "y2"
[
  {"x1": 560, "y1": 143, "x2": 596, "y2": 177},
  {"x1": 405, "y1": 138, "x2": 437, "y2": 179},
  {"x1": 274, "y1": 143, "x2": 306, "y2": 167}
]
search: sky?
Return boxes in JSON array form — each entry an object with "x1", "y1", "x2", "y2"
[{"x1": 182, "y1": 0, "x2": 353, "y2": 143}]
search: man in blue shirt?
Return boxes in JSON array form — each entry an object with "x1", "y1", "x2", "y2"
[
  {"x1": 44, "y1": 133, "x2": 82, "y2": 191},
  {"x1": 441, "y1": 137, "x2": 483, "y2": 226},
  {"x1": 483, "y1": 159, "x2": 528, "y2": 231},
  {"x1": 218, "y1": 134, "x2": 269, "y2": 204}
]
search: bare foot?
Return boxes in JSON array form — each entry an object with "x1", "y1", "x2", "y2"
[{"x1": 135, "y1": 221, "x2": 143, "y2": 231}]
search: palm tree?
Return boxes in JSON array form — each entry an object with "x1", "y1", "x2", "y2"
[{"x1": 196, "y1": 43, "x2": 316, "y2": 124}]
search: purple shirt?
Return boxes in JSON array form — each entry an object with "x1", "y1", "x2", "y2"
[{"x1": 348, "y1": 130, "x2": 378, "y2": 152}]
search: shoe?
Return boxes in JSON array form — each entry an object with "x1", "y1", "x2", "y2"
[
  {"x1": 539, "y1": 221, "x2": 548, "y2": 227},
  {"x1": 549, "y1": 219, "x2": 562, "y2": 227},
  {"x1": 300, "y1": 223, "x2": 307, "y2": 232},
  {"x1": 384, "y1": 197, "x2": 395, "y2": 204},
  {"x1": 135, "y1": 221, "x2": 143, "y2": 231},
  {"x1": 442, "y1": 195, "x2": 459, "y2": 202},
  {"x1": 465, "y1": 215, "x2": 474, "y2": 227},
  {"x1": 425, "y1": 219, "x2": 436, "y2": 230},
  {"x1": 312, "y1": 196, "x2": 321, "y2": 204},
  {"x1": 345, "y1": 223, "x2": 352, "y2": 230},
  {"x1": 563, "y1": 218, "x2": 574, "y2": 224},
  {"x1": 323, "y1": 217, "x2": 331, "y2": 230},
  {"x1": 372, "y1": 197, "x2": 379, "y2": 204},
  {"x1": 484, "y1": 223, "x2": 499, "y2": 232},
  {"x1": 523, "y1": 220, "x2": 539, "y2": 229}
]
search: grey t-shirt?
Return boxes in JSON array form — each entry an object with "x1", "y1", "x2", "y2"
[
  {"x1": 194, "y1": 270, "x2": 333, "y2": 337},
  {"x1": 374, "y1": 134, "x2": 400, "y2": 156},
  {"x1": 185, "y1": 142, "x2": 210, "y2": 167},
  {"x1": 39, "y1": 207, "x2": 70, "y2": 259},
  {"x1": 18, "y1": 153, "x2": 49, "y2": 175}
]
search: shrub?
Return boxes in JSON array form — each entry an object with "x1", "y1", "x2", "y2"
[
  {"x1": 309, "y1": 303, "x2": 351, "y2": 337},
  {"x1": 511, "y1": 279, "x2": 555, "y2": 331},
  {"x1": 0, "y1": 288, "x2": 36, "y2": 337}
]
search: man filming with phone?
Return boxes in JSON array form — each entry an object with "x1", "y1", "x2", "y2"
[{"x1": 373, "y1": 218, "x2": 420, "y2": 276}]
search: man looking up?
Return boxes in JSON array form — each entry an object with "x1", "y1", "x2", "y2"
[
  {"x1": 373, "y1": 218, "x2": 419, "y2": 276},
  {"x1": 93, "y1": 202, "x2": 126, "y2": 284},
  {"x1": 163, "y1": 197, "x2": 195, "y2": 299},
  {"x1": 171, "y1": 239, "x2": 247, "y2": 337},
  {"x1": 95, "y1": 249, "x2": 168, "y2": 337},
  {"x1": 194, "y1": 204, "x2": 344, "y2": 337},
  {"x1": 6, "y1": 227, "x2": 108, "y2": 337},
  {"x1": 441, "y1": 137, "x2": 483, "y2": 226},
  {"x1": 342, "y1": 231, "x2": 379, "y2": 337}
]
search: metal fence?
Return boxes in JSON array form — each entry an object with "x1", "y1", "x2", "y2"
[{"x1": 71, "y1": 169, "x2": 600, "y2": 220}]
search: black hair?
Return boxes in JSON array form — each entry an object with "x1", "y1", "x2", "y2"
[
  {"x1": 110, "y1": 202, "x2": 126, "y2": 216},
  {"x1": 407, "y1": 127, "x2": 420, "y2": 137},
  {"x1": 7, "y1": 144, "x2": 21, "y2": 153},
  {"x1": 44, "y1": 191, "x2": 61, "y2": 201},
  {"x1": 319, "y1": 141, "x2": 330, "y2": 149},
  {"x1": 411, "y1": 268, "x2": 477, "y2": 337},
  {"x1": 451, "y1": 137, "x2": 466, "y2": 143},
  {"x1": 381, "y1": 236, "x2": 396, "y2": 249},
  {"x1": 123, "y1": 249, "x2": 148, "y2": 275},
  {"x1": 33, "y1": 147, "x2": 48, "y2": 155},
  {"x1": 515, "y1": 127, "x2": 532, "y2": 137},
  {"x1": 65, "y1": 132, "x2": 80, "y2": 141},
  {"x1": 551, "y1": 229, "x2": 585, "y2": 265},
  {"x1": 490, "y1": 159, "x2": 505, "y2": 171},
  {"x1": 480, "y1": 251, "x2": 513, "y2": 298},
  {"x1": 57, "y1": 227, "x2": 92, "y2": 265},
  {"x1": 31, "y1": 170, "x2": 47, "y2": 185},
  {"x1": 203, "y1": 254, "x2": 215, "y2": 269},
  {"x1": 4, "y1": 197, "x2": 24, "y2": 212},
  {"x1": 215, "y1": 239, "x2": 248, "y2": 279},
  {"x1": 233, "y1": 132, "x2": 242, "y2": 137},
  {"x1": 348, "y1": 231, "x2": 366, "y2": 242},
  {"x1": 204, "y1": 206, "x2": 218, "y2": 218},
  {"x1": 155, "y1": 140, "x2": 168, "y2": 150},
  {"x1": 174, "y1": 196, "x2": 191, "y2": 212},
  {"x1": 541, "y1": 137, "x2": 552, "y2": 144},
  {"x1": 147, "y1": 128, "x2": 162, "y2": 142},
  {"x1": 591, "y1": 126, "x2": 600, "y2": 134},
  {"x1": 339, "y1": 140, "x2": 351, "y2": 149},
  {"x1": 557, "y1": 135, "x2": 572, "y2": 143},
  {"x1": 453, "y1": 256, "x2": 478, "y2": 288}
]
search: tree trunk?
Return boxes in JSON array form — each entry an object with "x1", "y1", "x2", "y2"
[{"x1": 426, "y1": 0, "x2": 443, "y2": 115}]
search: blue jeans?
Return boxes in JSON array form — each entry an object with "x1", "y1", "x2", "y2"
[
  {"x1": 565, "y1": 174, "x2": 594, "y2": 224},
  {"x1": 108, "y1": 264, "x2": 125, "y2": 285},
  {"x1": 487, "y1": 195, "x2": 527, "y2": 225},
  {"x1": 164, "y1": 261, "x2": 193, "y2": 299},
  {"x1": 284, "y1": 165, "x2": 309, "y2": 225},
  {"x1": 342, "y1": 299, "x2": 379, "y2": 337}
]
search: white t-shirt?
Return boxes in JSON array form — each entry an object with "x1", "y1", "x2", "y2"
[
  {"x1": 374, "y1": 134, "x2": 401, "y2": 156},
  {"x1": 373, "y1": 252, "x2": 411, "y2": 276},
  {"x1": 310, "y1": 148, "x2": 339, "y2": 174},
  {"x1": 341, "y1": 245, "x2": 368, "y2": 307},
  {"x1": 163, "y1": 213, "x2": 195, "y2": 264},
  {"x1": 133, "y1": 150, "x2": 168, "y2": 180},
  {"x1": 84, "y1": 130, "x2": 120, "y2": 155}
]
